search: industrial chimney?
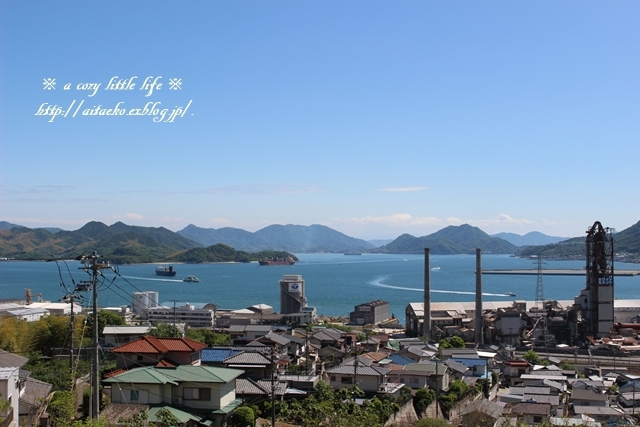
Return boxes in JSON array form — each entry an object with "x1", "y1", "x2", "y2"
[
  {"x1": 424, "y1": 248, "x2": 431, "y2": 341},
  {"x1": 475, "y1": 248, "x2": 483, "y2": 347}
]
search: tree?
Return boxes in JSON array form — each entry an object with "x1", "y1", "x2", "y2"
[
  {"x1": 148, "y1": 323, "x2": 181, "y2": 338},
  {"x1": 0, "y1": 392, "x2": 11, "y2": 422},
  {"x1": 49, "y1": 391, "x2": 75, "y2": 427},
  {"x1": 85, "y1": 311, "x2": 125, "y2": 338},
  {"x1": 413, "y1": 387, "x2": 436, "y2": 417},
  {"x1": 449, "y1": 336, "x2": 465, "y2": 348},
  {"x1": 154, "y1": 408, "x2": 182, "y2": 427},
  {"x1": 522, "y1": 350, "x2": 541, "y2": 365},
  {"x1": 185, "y1": 329, "x2": 230, "y2": 345},
  {"x1": 413, "y1": 419, "x2": 451, "y2": 427},
  {"x1": 230, "y1": 406, "x2": 255, "y2": 427}
]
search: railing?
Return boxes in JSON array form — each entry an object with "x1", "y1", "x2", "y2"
[{"x1": 0, "y1": 409, "x2": 14, "y2": 427}]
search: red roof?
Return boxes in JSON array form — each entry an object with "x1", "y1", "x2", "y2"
[
  {"x1": 103, "y1": 368, "x2": 127, "y2": 379},
  {"x1": 504, "y1": 360, "x2": 530, "y2": 367},
  {"x1": 155, "y1": 359, "x2": 177, "y2": 367},
  {"x1": 111, "y1": 336, "x2": 207, "y2": 354}
]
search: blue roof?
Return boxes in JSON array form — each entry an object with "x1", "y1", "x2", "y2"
[
  {"x1": 388, "y1": 354, "x2": 415, "y2": 366},
  {"x1": 201, "y1": 348, "x2": 242, "y2": 363}
]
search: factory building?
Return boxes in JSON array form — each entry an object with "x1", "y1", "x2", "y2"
[
  {"x1": 349, "y1": 300, "x2": 390, "y2": 325},
  {"x1": 280, "y1": 275, "x2": 306, "y2": 315},
  {"x1": 132, "y1": 291, "x2": 159, "y2": 317}
]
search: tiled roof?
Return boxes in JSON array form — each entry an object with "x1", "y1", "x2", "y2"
[
  {"x1": 103, "y1": 365, "x2": 243, "y2": 385},
  {"x1": 224, "y1": 352, "x2": 271, "y2": 366},
  {"x1": 256, "y1": 380, "x2": 288, "y2": 396},
  {"x1": 460, "y1": 399, "x2": 503, "y2": 419},
  {"x1": 261, "y1": 332, "x2": 291, "y2": 346},
  {"x1": 325, "y1": 365, "x2": 390, "y2": 376},
  {"x1": 507, "y1": 402, "x2": 551, "y2": 415},
  {"x1": 236, "y1": 378, "x2": 269, "y2": 395},
  {"x1": 103, "y1": 368, "x2": 128, "y2": 379},
  {"x1": 361, "y1": 352, "x2": 389, "y2": 362},
  {"x1": 111, "y1": 336, "x2": 206, "y2": 354},
  {"x1": 155, "y1": 359, "x2": 176, "y2": 367},
  {"x1": 0, "y1": 350, "x2": 28, "y2": 368},
  {"x1": 20, "y1": 377, "x2": 52, "y2": 407}
]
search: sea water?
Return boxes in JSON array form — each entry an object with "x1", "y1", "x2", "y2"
[{"x1": 1, "y1": 254, "x2": 639, "y2": 318}]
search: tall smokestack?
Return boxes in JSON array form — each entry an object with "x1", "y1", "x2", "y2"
[
  {"x1": 475, "y1": 248, "x2": 483, "y2": 347},
  {"x1": 424, "y1": 248, "x2": 431, "y2": 341}
]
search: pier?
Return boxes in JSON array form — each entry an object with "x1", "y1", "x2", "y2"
[{"x1": 482, "y1": 269, "x2": 640, "y2": 276}]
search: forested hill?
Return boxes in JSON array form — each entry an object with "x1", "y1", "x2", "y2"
[
  {"x1": 374, "y1": 224, "x2": 518, "y2": 255},
  {"x1": 0, "y1": 221, "x2": 201, "y2": 264},
  {"x1": 519, "y1": 220, "x2": 640, "y2": 262},
  {"x1": 167, "y1": 244, "x2": 297, "y2": 263}
]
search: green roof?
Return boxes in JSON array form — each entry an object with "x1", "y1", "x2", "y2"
[
  {"x1": 103, "y1": 365, "x2": 244, "y2": 385},
  {"x1": 210, "y1": 398, "x2": 243, "y2": 415}
]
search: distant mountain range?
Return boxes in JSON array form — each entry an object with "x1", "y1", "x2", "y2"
[
  {"x1": 1, "y1": 219, "x2": 638, "y2": 263},
  {"x1": 177, "y1": 224, "x2": 374, "y2": 252},
  {"x1": 491, "y1": 231, "x2": 570, "y2": 247}
]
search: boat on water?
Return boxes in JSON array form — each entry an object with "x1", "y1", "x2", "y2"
[
  {"x1": 155, "y1": 265, "x2": 177, "y2": 277},
  {"x1": 344, "y1": 250, "x2": 362, "y2": 255},
  {"x1": 183, "y1": 275, "x2": 200, "y2": 283},
  {"x1": 258, "y1": 257, "x2": 296, "y2": 266},
  {"x1": 431, "y1": 266, "x2": 440, "y2": 271},
  {"x1": 506, "y1": 292, "x2": 516, "y2": 297}
]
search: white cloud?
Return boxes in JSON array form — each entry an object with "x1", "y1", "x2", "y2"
[{"x1": 112, "y1": 213, "x2": 144, "y2": 221}]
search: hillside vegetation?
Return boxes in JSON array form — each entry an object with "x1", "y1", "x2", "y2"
[{"x1": 375, "y1": 224, "x2": 518, "y2": 255}]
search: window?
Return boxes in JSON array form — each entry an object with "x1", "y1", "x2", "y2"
[
  {"x1": 183, "y1": 387, "x2": 211, "y2": 401},
  {"x1": 136, "y1": 355, "x2": 143, "y2": 361},
  {"x1": 533, "y1": 416, "x2": 542, "y2": 423},
  {"x1": 330, "y1": 376, "x2": 336, "y2": 381},
  {"x1": 130, "y1": 390, "x2": 139, "y2": 401},
  {"x1": 410, "y1": 378, "x2": 419, "y2": 384},
  {"x1": 341, "y1": 377, "x2": 352, "y2": 384}
]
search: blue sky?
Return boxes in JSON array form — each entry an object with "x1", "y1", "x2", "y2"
[{"x1": 1, "y1": 1, "x2": 638, "y2": 240}]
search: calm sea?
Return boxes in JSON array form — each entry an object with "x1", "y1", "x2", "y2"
[{"x1": 1, "y1": 254, "x2": 639, "y2": 318}]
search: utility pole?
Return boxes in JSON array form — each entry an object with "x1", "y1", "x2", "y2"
[
  {"x1": 79, "y1": 251, "x2": 110, "y2": 420},
  {"x1": 171, "y1": 299, "x2": 180, "y2": 338},
  {"x1": 435, "y1": 358, "x2": 440, "y2": 419},
  {"x1": 270, "y1": 347, "x2": 276, "y2": 427},
  {"x1": 68, "y1": 293, "x2": 75, "y2": 382}
]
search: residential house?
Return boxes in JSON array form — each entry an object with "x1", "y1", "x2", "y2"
[
  {"x1": 18, "y1": 377, "x2": 52, "y2": 426},
  {"x1": 449, "y1": 357, "x2": 490, "y2": 380},
  {"x1": 391, "y1": 362, "x2": 450, "y2": 392},
  {"x1": 103, "y1": 365, "x2": 244, "y2": 427},
  {"x1": 396, "y1": 346, "x2": 434, "y2": 363},
  {"x1": 503, "y1": 402, "x2": 552, "y2": 425},
  {"x1": 572, "y1": 406, "x2": 625, "y2": 425},
  {"x1": 103, "y1": 326, "x2": 151, "y2": 348},
  {"x1": 458, "y1": 398, "x2": 503, "y2": 427},
  {"x1": 0, "y1": 367, "x2": 20, "y2": 427},
  {"x1": 570, "y1": 388, "x2": 610, "y2": 407},
  {"x1": 325, "y1": 360, "x2": 390, "y2": 393},
  {"x1": 228, "y1": 325, "x2": 273, "y2": 344},
  {"x1": 502, "y1": 360, "x2": 530, "y2": 387},
  {"x1": 110, "y1": 336, "x2": 207, "y2": 370}
]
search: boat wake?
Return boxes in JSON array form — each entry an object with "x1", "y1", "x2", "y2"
[
  {"x1": 121, "y1": 275, "x2": 182, "y2": 283},
  {"x1": 368, "y1": 276, "x2": 508, "y2": 297}
]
